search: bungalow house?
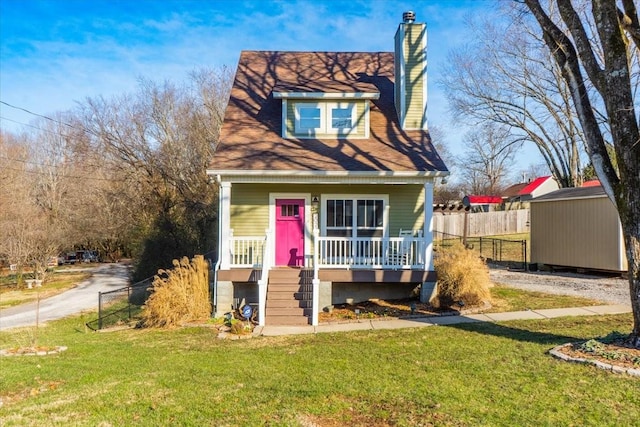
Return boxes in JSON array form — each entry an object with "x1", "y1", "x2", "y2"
[{"x1": 207, "y1": 12, "x2": 449, "y2": 326}]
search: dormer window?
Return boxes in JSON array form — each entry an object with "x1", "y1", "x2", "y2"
[
  {"x1": 294, "y1": 102, "x2": 357, "y2": 136},
  {"x1": 273, "y1": 85, "x2": 379, "y2": 139}
]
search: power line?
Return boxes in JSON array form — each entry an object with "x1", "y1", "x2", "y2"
[
  {"x1": 0, "y1": 115, "x2": 71, "y2": 137},
  {"x1": 0, "y1": 100, "x2": 76, "y2": 129},
  {"x1": 0, "y1": 155, "x2": 132, "y2": 183}
]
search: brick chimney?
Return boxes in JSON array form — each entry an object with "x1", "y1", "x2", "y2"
[{"x1": 394, "y1": 11, "x2": 428, "y2": 130}]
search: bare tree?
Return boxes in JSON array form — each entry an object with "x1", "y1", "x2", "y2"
[
  {"x1": 523, "y1": 0, "x2": 640, "y2": 346},
  {"x1": 457, "y1": 123, "x2": 520, "y2": 195},
  {"x1": 0, "y1": 128, "x2": 68, "y2": 285},
  {"x1": 429, "y1": 125, "x2": 460, "y2": 204},
  {"x1": 77, "y1": 67, "x2": 232, "y2": 279},
  {"x1": 442, "y1": 7, "x2": 591, "y2": 187}
]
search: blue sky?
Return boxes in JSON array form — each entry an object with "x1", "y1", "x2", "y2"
[{"x1": 1, "y1": 0, "x2": 537, "y2": 175}]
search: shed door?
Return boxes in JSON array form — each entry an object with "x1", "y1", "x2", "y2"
[{"x1": 275, "y1": 199, "x2": 305, "y2": 266}]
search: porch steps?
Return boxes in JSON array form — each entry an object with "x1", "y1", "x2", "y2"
[{"x1": 265, "y1": 268, "x2": 313, "y2": 326}]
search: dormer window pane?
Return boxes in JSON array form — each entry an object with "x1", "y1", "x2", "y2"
[
  {"x1": 299, "y1": 107, "x2": 321, "y2": 130},
  {"x1": 332, "y1": 107, "x2": 353, "y2": 129}
]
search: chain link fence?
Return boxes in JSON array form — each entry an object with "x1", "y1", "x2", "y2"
[
  {"x1": 85, "y1": 278, "x2": 152, "y2": 331},
  {"x1": 434, "y1": 231, "x2": 529, "y2": 271}
]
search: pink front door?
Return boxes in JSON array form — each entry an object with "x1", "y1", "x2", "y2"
[{"x1": 275, "y1": 199, "x2": 305, "y2": 266}]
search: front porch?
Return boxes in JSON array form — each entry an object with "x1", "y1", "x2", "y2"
[{"x1": 215, "y1": 233, "x2": 436, "y2": 326}]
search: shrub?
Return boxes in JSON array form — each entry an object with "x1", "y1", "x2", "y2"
[
  {"x1": 142, "y1": 255, "x2": 211, "y2": 328},
  {"x1": 433, "y1": 243, "x2": 491, "y2": 309}
]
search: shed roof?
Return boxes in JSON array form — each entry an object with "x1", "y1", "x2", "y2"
[{"x1": 531, "y1": 185, "x2": 606, "y2": 202}]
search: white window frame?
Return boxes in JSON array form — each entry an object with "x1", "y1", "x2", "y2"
[
  {"x1": 320, "y1": 194, "x2": 389, "y2": 238},
  {"x1": 294, "y1": 103, "x2": 325, "y2": 134},
  {"x1": 293, "y1": 102, "x2": 359, "y2": 137},
  {"x1": 329, "y1": 103, "x2": 356, "y2": 133}
]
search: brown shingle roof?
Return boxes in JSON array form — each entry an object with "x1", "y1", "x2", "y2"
[{"x1": 210, "y1": 51, "x2": 448, "y2": 173}]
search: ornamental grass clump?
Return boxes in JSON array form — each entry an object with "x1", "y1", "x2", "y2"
[
  {"x1": 142, "y1": 255, "x2": 211, "y2": 328},
  {"x1": 433, "y1": 243, "x2": 491, "y2": 309}
]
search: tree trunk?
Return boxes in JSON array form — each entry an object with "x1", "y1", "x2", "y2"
[{"x1": 524, "y1": 0, "x2": 640, "y2": 347}]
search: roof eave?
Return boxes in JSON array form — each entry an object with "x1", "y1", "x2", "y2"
[
  {"x1": 207, "y1": 169, "x2": 449, "y2": 185},
  {"x1": 273, "y1": 92, "x2": 380, "y2": 99}
]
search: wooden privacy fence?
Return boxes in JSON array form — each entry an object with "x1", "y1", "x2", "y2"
[{"x1": 433, "y1": 209, "x2": 530, "y2": 237}]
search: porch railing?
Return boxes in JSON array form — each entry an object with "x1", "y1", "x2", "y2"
[
  {"x1": 229, "y1": 235, "x2": 426, "y2": 270},
  {"x1": 230, "y1": 235, "x2": 266, "y2": 268},
  {"x1": 315, "y1": 236, "x2": 425, "y2": 269}
]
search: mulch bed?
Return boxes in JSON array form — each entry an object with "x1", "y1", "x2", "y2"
[
  {"x1": 318, "y1": 298, "x2": 477, "y2": 323},
  {"x1": 551, "y1": 340, "x2": 640, "y2": 376}
]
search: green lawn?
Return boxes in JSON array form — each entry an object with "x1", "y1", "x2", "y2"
[
  {"x1": 0, "y1": 312, "x2": 637, "y2": 426},
  {"x1": 489, "y1": 284, "x2": 605, "y2": 312}
]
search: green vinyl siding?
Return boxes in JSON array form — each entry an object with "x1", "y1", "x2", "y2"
[
  {"x1": 286, "y1": 100, "x2": 368, "y2": 138},
  {"x1": 229, "y1": 183, "x2": 425, "y2": 237},
  {"x1": 403, "y1": 24, "x2": 426, "y2": 129},
  {"x1": 388, "y1": 184, "x2": 424, "y2": 234},
  {"x1": 230, "y1": 184, "x2": 270, "y2": 235}
]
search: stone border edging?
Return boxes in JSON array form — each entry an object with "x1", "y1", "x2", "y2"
[
  {"x1": 0, "y1": 346, "x2": 68, "y2": 357},
  {"x1": 549, "y1": 344, "x2": 640, "y2": 377}
]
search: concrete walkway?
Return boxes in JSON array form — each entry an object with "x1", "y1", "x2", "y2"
[{"x1": 254, "y1": 304, "x2": 632, "y2": 337}]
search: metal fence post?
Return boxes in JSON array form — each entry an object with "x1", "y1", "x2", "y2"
[{"x1": 98, "y1": 292, "x2": 103, "y2": 330}]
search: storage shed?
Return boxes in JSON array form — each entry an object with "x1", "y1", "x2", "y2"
[{"x1": 530, "y1": 185, "x2": 628, "y2": 272}]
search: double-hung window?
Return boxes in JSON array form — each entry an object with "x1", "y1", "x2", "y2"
[
  {"x1": 330, "y1": 106, "x2": 353, "y2": 131},
  {"x1": 296, "y1": 104, "x2": 324, "y2": 134}
]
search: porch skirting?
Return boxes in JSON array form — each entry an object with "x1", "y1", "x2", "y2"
[{"x1": 215, "y1": 268, "x2": 437, "y2": 319}]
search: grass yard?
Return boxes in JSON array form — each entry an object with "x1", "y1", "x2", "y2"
[
  {"x1": 0, "y1": 312, "x2": 637, "y2": 426},
  {"x1": 488, "y1": 284, "x2": 604, "y2": 312}
]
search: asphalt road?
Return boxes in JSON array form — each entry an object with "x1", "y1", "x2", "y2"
[{"x1": 0, "y1": 263, "x2": 130, "y2": 331}]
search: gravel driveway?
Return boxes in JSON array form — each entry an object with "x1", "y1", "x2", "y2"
[
  {"x1": 489, "y1": 267, "x2": 630, "y2": 305},
  {"x1": 0, "y1": 263, "x2": 130, "y2": 330}
]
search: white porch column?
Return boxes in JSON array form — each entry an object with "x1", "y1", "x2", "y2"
[
  {"x1": 219, "y1": 181, "x2": 232, "y2": 270},
  {"x1": 423, "y1": 180, "x2": 434, "y2": 270},
  {"x1": 312, "y1": 228, "x2": 320, "y2": 326},
  {"x1": 258, "y1": 228, "x2": 272, "y2": 327}
]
